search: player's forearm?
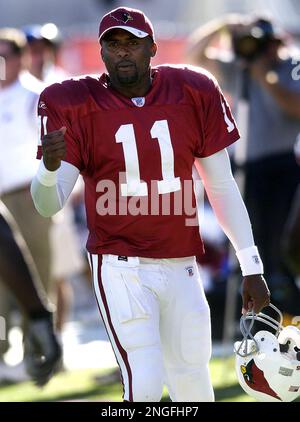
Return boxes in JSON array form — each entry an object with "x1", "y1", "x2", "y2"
[
  {"x1": 31, "y1": 160, "x2": 79, "y2": 217},
  {"x1": 204, "y1": 177, "x2": 254, "y2": 251},
  {"x1": 205, "y1": 179, "x2": 264, "y2": 274},
  {"x1": 31, "y1": 176, "x2": 63, "y2": 217},
  {"x1": 196, "y1": 150, "x2": 264, "y2": 275}
]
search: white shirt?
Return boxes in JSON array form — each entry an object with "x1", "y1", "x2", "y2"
[{"x1": 0, "y1": 78, "x2": 40, "y2": 194}]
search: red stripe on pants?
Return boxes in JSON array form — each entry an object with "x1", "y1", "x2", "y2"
[{"x1": 90, "y1": 254, "x2": 133, "y2": 402}]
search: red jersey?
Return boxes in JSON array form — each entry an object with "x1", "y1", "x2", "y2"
[{"x1": 37, "y1": 65, "x2": 239, "y2": 258}]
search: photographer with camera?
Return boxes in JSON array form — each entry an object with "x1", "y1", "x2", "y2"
[{"x1": 187, "y1": 15, "x2": 300, "y2": 317}]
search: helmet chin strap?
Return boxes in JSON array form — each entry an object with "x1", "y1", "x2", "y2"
[{"x1": 234, "y1": 304, "x2": 284, "y2": 357}]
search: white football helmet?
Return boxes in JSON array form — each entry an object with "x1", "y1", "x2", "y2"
[{"x1": 234, "y1": 304, "x2": 300, "y2": 402}]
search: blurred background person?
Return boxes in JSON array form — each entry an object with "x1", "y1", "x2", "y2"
[
  {"x1": 283, "y1": 134, "x2": 300, "y2": 276},
  {"x1": 0, "y1": 25, "x2": 92, "y2": 378},
  {"x1": 21, "y1": 23, "x2": 86, "y2": 336},
  {"x1": 0, "y1": 28, "x2": 53, "y2": 369},
  {"x1": 21, "y1": 23, "x2": 66, "y2": 87},
  {"x1": 283, "y1": 185, "x2": 300, "y2": 276},
  {"x1": 186, "y1": 15, "x2": 300, "y2": 319},
  {"x1": 0, "y1": 28, "x2": 51, "y2": 289}
]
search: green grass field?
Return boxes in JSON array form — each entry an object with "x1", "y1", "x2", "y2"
[{"x1": 0, "y1": 357, "x2": 256, "y2": 402}]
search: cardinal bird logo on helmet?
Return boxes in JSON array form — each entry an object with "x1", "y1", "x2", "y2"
[
  {"x1": 110, "y1": 12, "x2": 134, "y2": 24},
  {"x1": 241, "y1": 359, "x2": 282, "y2": 401}
]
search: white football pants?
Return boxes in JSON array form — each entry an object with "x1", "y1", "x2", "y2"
[{"x1": 89, "y1": 254, "x2": 214, "y2": 402}]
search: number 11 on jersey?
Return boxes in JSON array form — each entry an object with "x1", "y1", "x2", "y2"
[{"x1": 116, "y1": 120, "x2": 181, "y2": 197}]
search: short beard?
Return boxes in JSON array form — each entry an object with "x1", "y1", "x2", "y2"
[{"x1": 116, "y1": 70, "x2": 139, "y2": 86}]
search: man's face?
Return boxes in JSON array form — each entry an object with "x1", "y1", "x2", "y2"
[
  {"x1": 0, "y1": 41, "x2": 22, "y2": 85},
  {"x1": 26, "y1": 39, "x2": 53, "y2": 70},
  {"x1": 101, "y1": 29, "x2": 157, "y2": 87}
]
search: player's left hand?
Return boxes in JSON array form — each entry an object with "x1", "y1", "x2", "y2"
[
  {"x1": 24, "y1": 313, "x2": 62, "y2": 387},
  {"x1": 241, "y1": 274, "x2": 270, "y2": 315}
]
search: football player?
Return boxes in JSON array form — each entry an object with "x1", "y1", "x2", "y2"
[{"x1": 31, "y1": 7, "x2": 270, "y2": 401}]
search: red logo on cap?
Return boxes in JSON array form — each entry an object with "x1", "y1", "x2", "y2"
[{"x1": 109, "y1": 12, "x2": 134, "y2": 24}]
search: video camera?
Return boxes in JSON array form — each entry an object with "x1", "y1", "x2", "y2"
[{"x1": 232, "y1": 19, "x2": 281, "y2": 61}]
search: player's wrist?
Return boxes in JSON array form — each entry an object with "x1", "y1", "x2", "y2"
[
  {"x1": 36, "y1": 159, "x2": 58, "y2": 186},
  {"x1": 236, "y1": 245, "x2": 264, "y2": 276}
]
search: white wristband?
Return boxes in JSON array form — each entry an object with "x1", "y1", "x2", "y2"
[
  {"x1": 236, "y1": 246, "x2": 264, "y2": 276},
  {"x1": 36, "y1": 160, "x2": 58, "y2": 187}
]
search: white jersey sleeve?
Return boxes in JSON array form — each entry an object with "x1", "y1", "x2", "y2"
[
  {"x1": 31, "y1": 160, "x2": 79, "y2": 217},
  {"x1": 195, "y1": 149, "x2": 264, "y2": 275}
]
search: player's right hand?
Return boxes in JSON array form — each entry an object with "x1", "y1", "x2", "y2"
[{"x1": 42, "y1": 127, "x2": 66, "y2": 171}]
